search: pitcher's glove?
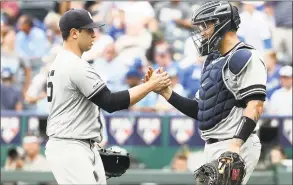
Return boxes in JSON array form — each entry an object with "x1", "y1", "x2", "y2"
[
  {"x1": 194, "y1": 151, "x2": 246, "y2": 185},
  {"x1": 98, "y1": 147, "x2": 130, "y2": 179}
]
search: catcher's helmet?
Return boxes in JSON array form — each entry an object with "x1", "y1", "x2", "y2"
[{"x1": 190, "y1": 1, "x2": 241, "y2": 56}]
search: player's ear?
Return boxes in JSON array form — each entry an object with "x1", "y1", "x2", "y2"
[{"x1": 70, "y1": 28, "x2": 78, "y2": 39}]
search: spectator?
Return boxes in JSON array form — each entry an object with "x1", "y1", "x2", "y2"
[
  {"x1": 85, "y1": 1, "x2": 113, "y2": 23},
  {"x1": 125, "y1": 69, "x2": 157, "y2": 112},
  {"x1": 114, "y1": 1, "x2": 156, "y2": 30},
  {"x1": 181, "y1": 64, "x2": 202, "y2": 98},
  {"x1": 154, "y1": 0, "x2": 193, "y2": 61},
  {"x1": 271, "y1": 1, "x2": 292, "y2": 63},
  {"x1": 269, "y1": 145, "x2": 287, "y2": 165},
  {"x1": 4, "y1": 147, "x2": 23, "y2": 170},
  {"x1": 1, "y1": 26, "x2": 31, "y2": 96},
  {"x1": 25, "y1": 65, "x2": 49, "y2": 114},
  {"x1": 268, "y1": 65, "x2": 292, "y2": 116},
  {"x1": 181, "y1": 55, "x2": 204, "y2": 98},
  {"x1": 264, "y1": 50, "x2": 281, "y2": 100},
  {"x1": 171, "y1": 153, "x2": 189, "y2": 172},
  {"x1": 16, "y1": 14, "x2": 50, "y2": 75},
  {"x1": 152, "y1": 41, "x2": 184, "y2": 84},
  {"x1": 154, "y1": 0, "x2": 192, "y2": 30},
  {"x1": 44, "y1": 11, "x2": 63, "y2": 46},
  {"x1": 114, "y1": 17, "x2": 153, "y2": 68},
  {"x1": 180, "y1": 36, "x2": 200, "y2": 68},
  {"x1": 266, "y1": 66, "x2": 292, "y2": 146},
  {"x1": 237, "y1": 2, "x2": 272, "y2": 52},
  {"x1": 0, "y1": 68, "x2": 23, "y2": 111},
  {"x1": 1, "y1": 1, "x2": 20, "y2": 26},
  {"x1": 263, "y1": 2, "x2": 275, "y2": 32},
  {"x1": 22, "y1": 135, "x2": 50, "y2": 171},
  {"x1": 18, "y1": 1, "x2": 54, "y2": 21},
  {"x1": 108, "y1": 9, "x2": 126, "y2": 41},
  {"x1": 90, "y1": 43, "x2": 128, "y2": 92}
]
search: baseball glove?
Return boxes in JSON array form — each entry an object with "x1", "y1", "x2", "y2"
[
  {"x1": 98, "y1": 147, "x2": 130, "y2": 179},
  {"x1": 194, "y1": 151, "x2": 246, "y2": 185}
]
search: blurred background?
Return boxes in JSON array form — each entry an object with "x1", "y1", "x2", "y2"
[{"x1": 1, "y1": 1, "x2": 292, "y2": 185}]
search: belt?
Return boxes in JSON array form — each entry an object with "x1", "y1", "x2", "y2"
[
  {"x1": 206, "y1": 131, "x2": 256, "y2": 144},
  {"x1": 51, "y1": 137, "x2": 96, "y2": 146}
]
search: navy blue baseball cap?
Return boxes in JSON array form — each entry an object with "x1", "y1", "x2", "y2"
[
  {"x1": 126, "y1": 69, "x2": 142, "y2": 79},
  {"x1": 59, "y1": 9, "x2": 105, "y2": 32},
  {"x1": 1, "y1": 68, "x2": 13, "y2": 79}
]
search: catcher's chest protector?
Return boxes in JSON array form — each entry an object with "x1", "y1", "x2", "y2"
[{"x1": 197, "y1": 52, "x2": 237, "y2": 131}]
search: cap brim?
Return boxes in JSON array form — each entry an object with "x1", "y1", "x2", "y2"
[{"x1": 81, "y1": 22, "x2": 105, "y2": 29}]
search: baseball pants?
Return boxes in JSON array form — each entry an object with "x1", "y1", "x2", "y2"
[
  {"x1": 45, "y1": 138, "x2": 107, "y2": 185},
  {"x1": 204, "y1": 133, "x2": 261, "y2": 185}
]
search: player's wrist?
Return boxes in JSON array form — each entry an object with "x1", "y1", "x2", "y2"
[
  {"x1": 233, "y1": 116, "x2": 256, "y2": 143},
  {"x1": 144, "y1": 80, "x2": 156, "y2": 92},
  {"x1": 160, "y1": 86, "x2": 172, "y2": 100},
  {"x1": 230, "y1": 138, "x2": 244, "y2": 148}
]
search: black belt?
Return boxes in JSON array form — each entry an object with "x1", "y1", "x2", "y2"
[
  {"x1": 206, "y1": 131, "x2": 256, "y2": 144},
  {"x1": 51, "y1": 137, "x2": 96, "y2": 146}
]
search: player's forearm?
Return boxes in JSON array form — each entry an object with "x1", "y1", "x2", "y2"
[
  {"x1": 90, "y1": 86, "x2": 130, "y2": 113},
  {"x1": 162, "y1": 88, "x2": 199, "y2": 119},
  {"x1": 128, "y1": 81, "x2": 154, "y2": 106},
  {"x1": 232, "y1": 100, "x2": 264, "y2": 147}
]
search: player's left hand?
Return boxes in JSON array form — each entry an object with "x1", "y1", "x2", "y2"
[
  {"x1": 194, "y1": 151, "x2": 246, "y2": 185},
  {"x1": 142, "y1": 66, "x2": 170, "y2": 94},
  {"x1": 228, "y1": 144, "x2": 241, "y2": 154},
  {"x1": 228, "y1": 138, "x2": 242, "y2": 154}
]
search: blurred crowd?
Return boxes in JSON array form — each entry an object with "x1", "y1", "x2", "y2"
[
  {"x1": 1, "y1": 0, "x2": 292, "y2": 174},
  {"x1": 1, "y1": 1, "x2": 292, "y2": 115}
]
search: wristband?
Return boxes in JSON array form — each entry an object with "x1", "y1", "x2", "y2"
[{"x1": 233, "y1": 116, "x2": 256, "y2": 142}]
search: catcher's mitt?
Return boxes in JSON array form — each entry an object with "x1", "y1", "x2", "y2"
[
  {"x1": 98, "y1": 147, "x2": 130, "y2": 179},
  {"x1": 194, "y1": 151, "x2": 246, "y2": 185}
]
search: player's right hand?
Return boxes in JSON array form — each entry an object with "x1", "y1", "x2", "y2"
[
  {"x1": 147, "y1": 67, "x2": 172, "y2": 92},
  {"x1": 142, "y1": 66, "x2": 172, "y2": 97},
  {"x1": 142, "y1": 66, "x2": 154, "y2": 84}
]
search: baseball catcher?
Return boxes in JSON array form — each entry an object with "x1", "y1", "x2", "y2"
[{"x1": 143, "y1": 1, "x2": 267, "y2": 185}]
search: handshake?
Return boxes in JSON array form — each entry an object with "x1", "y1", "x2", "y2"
[{"x1": 141, "y1": 66, "x2": 173, "y2": 100}]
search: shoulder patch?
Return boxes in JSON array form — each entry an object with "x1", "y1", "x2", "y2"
[{"x1": 228, "y1": 49, "x2": 252, "y2": 75}]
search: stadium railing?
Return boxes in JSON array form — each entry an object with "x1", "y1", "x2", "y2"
[{"x1": 1, "y1": 166, "x2": 292, "y2": 185}]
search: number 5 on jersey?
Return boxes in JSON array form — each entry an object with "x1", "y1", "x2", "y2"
[{"x1": 47, "y1": 70, "x2": 55, "y2": 102}]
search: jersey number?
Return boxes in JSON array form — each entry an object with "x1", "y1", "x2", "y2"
[
  {"x1": 47, "y1": 70, "x2": 55, "y2": 102},
  {"x1": 47, "y1": 82, "x2": 53, "y2": 102}
]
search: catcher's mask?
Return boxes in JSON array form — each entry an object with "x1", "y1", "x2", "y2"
[{"x1": 190, "y1": 1, "x2": 240, "y2": 56}]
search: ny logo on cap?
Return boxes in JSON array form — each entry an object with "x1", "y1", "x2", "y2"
[{"x1": 88, "y1": 12, "x2": 92, "y2": 19}]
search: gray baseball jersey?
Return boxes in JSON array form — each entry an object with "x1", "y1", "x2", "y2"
[
  {"x1": 194, "y1": 48, "x2": 267, "y2": 140},
  {"x1": 46, "y1": 49, "x2": 106, "y2": 141}
]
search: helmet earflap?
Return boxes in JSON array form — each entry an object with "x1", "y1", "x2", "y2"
[{"x1": 229, "y1": 3, "x2": 241, "y2": 30}]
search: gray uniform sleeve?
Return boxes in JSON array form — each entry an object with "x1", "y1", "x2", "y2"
[
  {"x1": 70, "y1": 63, "x2": 106, "y2": 99},
  {"x1": 236, "y1": 52, "x2": 267, "y2": 99}
]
